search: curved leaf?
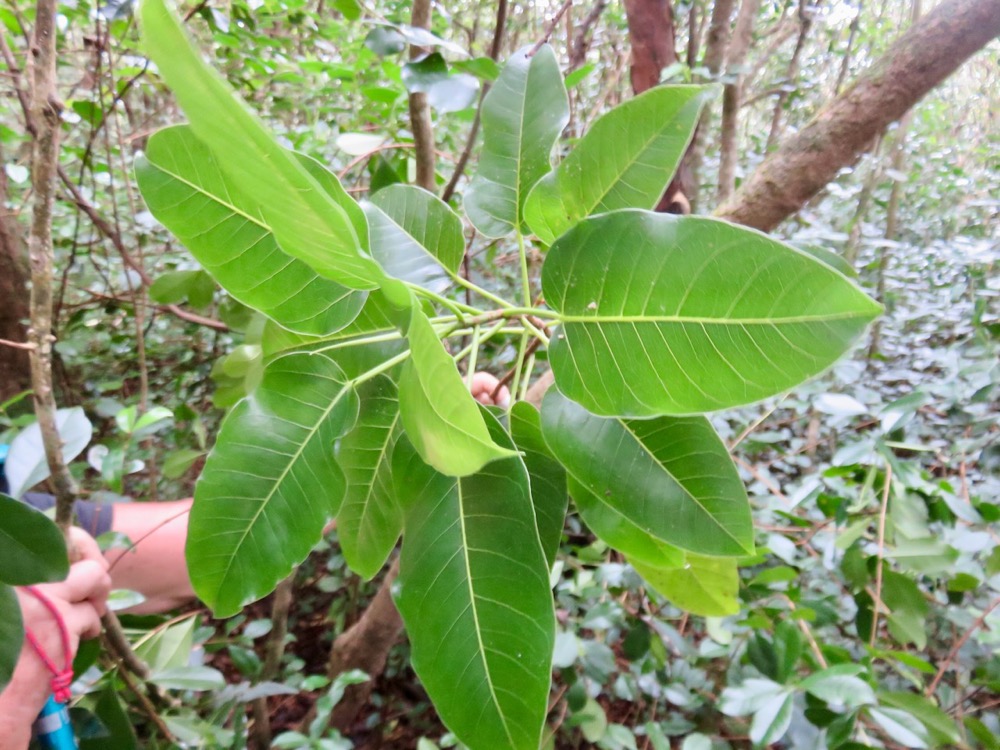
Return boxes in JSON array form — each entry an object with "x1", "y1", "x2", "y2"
[
  {"x1": 632, "y1": 554, "x2": 740, "y2": 617},
  {"x1": 524, "y1": 85, "x2": 714, "y2": 244},
  {"x1": 140, "y1": 0, "x2": 383, "y2": 288},
  {"x1": 541, "y1": 390, "x2": 753, "y2": 556},
  {"x1": 5, "y1": 407, "x2": 92, "y2": 500},
  {"x1": 509, "y1": 402, "x2": 568, "y2": 569},
  {"x1": 335, "y1": 375, "x2": 403, "y2": 580},
  {"x1": 188, "y1": 353, "x2": 359, "y2": 616},
  {"x1": 362, "y1": 184, "x2": 464, "y2": 294},
  {"x1": 137, "y1": 126, "x2": 366, "y2": 336},
  {"x1": 465, "y1": 45, "x2": 569, "y2": 238},
  {"x1": 543, "y1": 211, "x2": 882, "y2": 416},
  {"x1": 0, "y1": 585, "x2": 22, "y2": 691},
  {"x1": 398, "y1": 305, "x2": 515, "y2": 476},
  {"x1": 394, "y1": 413, "x2": 554, "y2": 750},
  {"x1": 0, "y1": 494, "x2": 69, "y2": 585}
]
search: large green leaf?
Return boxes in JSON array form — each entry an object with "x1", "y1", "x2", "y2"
[
  {"x1": 335, "y1": 376, "x2": 403, "y2": 580},
  {"x1": 188, "y1": 353, "x2": 359, "y2": 616},
  {"x1": 568, "y1": 478, "x2": 684, "y2": 568},
  {"x1": 140, "y1": 0, "x2": 383, "y2": 288},
  {"x1": 137, "y1": 126, "x2": 366, "y2": 336},
  {"x1": 0, "y1": 493, "x2": 69, "y2": 585},
  {"x1": 394, "y1": 413, "x2": 554, "y2": 750},
  {"x1": 541, "y1": 390, "x2": 753, "y2": 556},
  {"x1": 543, "y1": 211, "x2": 882, "y2": 416},
  {"x1": 0, "y1": 584, "x2": 22, "y2": 691},
  {"x1": 632, "y1": 554, "x2": 740, "y2": 617},
  {"x1": 524, "y1": 85, "x2": 714, "y2": 244},
  {"x1": 464, "y1": 45, "x2": 568, "y2": 238},
  {"x1": 362, "y1": 184, "x2": 465, "y2": 294},
  {"x1": 398, "y1": 305, "x2": 515, "y2": 476},
  {"x1": 509, "y1": 402, "x2": 568, "y2": 569}
]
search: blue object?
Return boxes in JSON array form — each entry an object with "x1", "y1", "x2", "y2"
[{"x1": 33, "y1": 696, "x2": 78, "y2": 749}]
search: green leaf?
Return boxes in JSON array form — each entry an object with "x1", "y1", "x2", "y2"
[
  {"x1": 0, "y1": 584, "x2": 23, "y2": 691},
  {"x1": 139, "y1": 0, "x2": 383, "y2": 289},
  {"x1": 882, "y1": 571, "x2": 929, "y2": 649},
  {"x1": 137, "y1": 125, "x2": 367, "y2": 336},
  {"x1": 401, "y1": 53, "x2": 478, "y2": 113},
  {"x1": 363, "y1": 184, "x2": 465, "y2": 294},
  {"x1": 750, "y1": 691, "x2": 794, "y2": 746},
  {"x1": 465, "y1": 45, "x2": 569, "y2": 238},
  {"x1": 540, "y1": 390, "x2": 753, "y2": 556},
  {"x1": 398, "y1": 305, "x2": 516, "y2": 476},
  {"x1": 509, "y1": 402, "x2": 568, "y2": 570},
  {"x1": 148, "y1": 666, "x2": 226, "y2": 691},
  {"x1": 632, "y1": 554, "x2": 740, "y2": 617},
  {"x1": 148, "y1": 269, "x2": 210, "y2": 305},
  {"x1": 800, "y1": 665, "x2": 876, "y2": 707},
  {"x1": 335, "y1": 375, "x2": 403, "y2": 580},
  {"x1": 542, "y1": 211, "x2": 882, "y2": 416},
  {"x1": 393, "y1": 413, "x2": 554, "y2": 750},
  {"x1": 187, "y1": 353, "x2": 358, "y2": 616},
  {"x1": 0, "y1": 493, "x2": 70, "y2": 585},
  {"x1": 5, "y1": 407, "x2": 92, "y2": 499},
  {"x1": 333, "y1": 0, "x2": 362, "y2": 21},
  {"x1": 868, "y1": 707, "x2": 930, "y2": 748},
  {"x1": 524, "y1": 85, "x2": 713, "y2": 244},
  {"x1": 878, "y1": 691, "x2": 961, "y2": 747}
]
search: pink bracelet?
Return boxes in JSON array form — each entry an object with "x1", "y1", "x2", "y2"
[{"x1": 22, "y1": 586, "x2": 74, "y2": 703}]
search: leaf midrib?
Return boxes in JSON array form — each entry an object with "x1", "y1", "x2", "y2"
[{"x1": 558, "y1": 310, "x2": 873, "y2": 325}]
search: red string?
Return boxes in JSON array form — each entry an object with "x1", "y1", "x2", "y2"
[{"x1": 22, "y1": 585, "x2": 75, "y2": 703}]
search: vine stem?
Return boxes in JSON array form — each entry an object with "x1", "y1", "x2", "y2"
[
  {"x1": 869, "y1": 463, "x2": 893, "y2": 648},
  {"x1": 927, "y1": 596, "x2": 1000, "y2": 697},
  {"x1": 449, "y1": 271, "x2": 515, "y2": 309}
]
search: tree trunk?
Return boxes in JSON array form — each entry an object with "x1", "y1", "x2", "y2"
[
  {"x1": 408, "y1": 0, "x2": 436, "y2": 192},
  {"x1": 0, "y1": 159, "x2": 32, "y2": 402},
  {"x1": 570, "y1": 0, "x2": 608, "y2": 70},
  {"x1": 716, "y1": 0, "x2": 760, "y2": 202},
  {"x1": 327, "y1": 559, "x2": 404, "y2": 733},
  {"x1": 716, "y1": 0, "x2": 1000, "y2": 232}
]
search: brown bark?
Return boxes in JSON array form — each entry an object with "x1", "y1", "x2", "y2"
[
  {"x1": 716, "y1": 0, "x2": 1000, "y2": 232},
  {"x1": 570, "y1": 0, "x2": 608, "y2": 70},
  {"x1": 327, "y1": 558, "x2": 403, "y2": 732},
  {"x1": 408, "y1": 0, "x2": 435, "y2": 193},
  {"x1": 717, "y1": 0, "x2": 760, "y2": 202},
  {"x1": 0, "y1": 158, "x2": 31, "y2": 403}
]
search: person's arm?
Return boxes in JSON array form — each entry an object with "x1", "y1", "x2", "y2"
[
  {"x1": 0, "y1": 530, "x2": 110, "y2": 749},
  {"x1": 105, "y1": 499, "x2": 195, "y2": 614}
]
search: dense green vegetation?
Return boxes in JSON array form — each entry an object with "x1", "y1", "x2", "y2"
[{"x1": 0, "y1": 0, "x2": 997, "y2": 748}]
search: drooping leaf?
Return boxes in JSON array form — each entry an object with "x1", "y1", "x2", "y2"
[
  {"x1": 542, "y1": 210, "x2": 882, "y2": 416},
  {"x1": 464, "y1": 45, "x2": 569, "y2": 238},
  {"x1": 138, "y1": 126, "x2": 368, "y2": 336},
  {"x1": 541, "y1": 390, "x2": 753, "y2": 556},
  {"x1": 0, "y1": 584, "x2": 23, "y2": 692},
  {"x1": 524, "y1": 85, "x2": 714, "y2": 244},
  {"x1": 335, "y1": 376, "x2": 403, "y2": 580},
  {"x1": 800, "y1": 665, "x2": 876, "y2": 708},
  {"x1": 398, "y1": 305, "x2": 516, "y2": 476},
  {"x1": 749, "y1": 691, "x2": 795, "y2": 746},
  {"x1": 393, "y1": 413, "x2": 554, "y2": 750},
  {"x1": 362, "y1": 184, "x2": 465, "y2": 294},
  {"x1": 139, "y1": 0, "x2": 383, "y2": 289},
  {"x1": 187, "y1": 353, "x2": 359, "y2": 616},
  {"x1": 0, "y1": 494, "x2": 69, "y2": 585},
  {"x1": 632, "y1": 554, "x2": 740, "y2": 617},
  {"x1": 509, "y1": 401, "x2": 568, "y2": 569},
  {"x1": 5, "y1": 407, "x2": 92, "y2": 500},
  {"x1": 868, "y1": 707, "x2": 931, "y2": 748},
  {"x1": 878, "y1": 691, "x2": 961, "y2": 747},
  {"x1": 401, "y1": 53, "x2": 478, "y2": 113}
]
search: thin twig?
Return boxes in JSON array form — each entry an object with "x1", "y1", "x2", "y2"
[
  {"x1": 927, "y1": 597, "x2": 1000, "y2": 696},
  {"x1": 529, "y1": 0, "x2": 574, "y2": 57},
  {"x1": 117, "y1": 660, "x2": 174, "y2": 741},
  {"x1": 869, "y1": 463, "x2": 893, "y2": 648}
]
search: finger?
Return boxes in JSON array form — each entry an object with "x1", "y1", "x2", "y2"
[
  {"x1": 68, "y1": 527, "x2": 109, "y2": 570},
  {"x1": 63, "y1": 601, "x2": 103, "y2": 641},
  {"x1": 469, "y1": 371, "x2": 501, "y2": 398},
  {"x1": 50, "y1": 560, "x2": 112, "y2": 613}
]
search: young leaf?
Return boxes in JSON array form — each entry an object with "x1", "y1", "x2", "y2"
[
  {"x1": 188, "y1": 353, "x2": 359, "y2": 616},
  {"x1": 631, "y1": 554, "x2": 740, "y2": 617},
  {"x1": 464, "y1": 45, "x2": 569, "y2": 238},
  {"x1": 393, "y1": 414, "x2": 554, "y2": 750},
  {"x1": 749, "y1": 691, "x2": 795, "y2": 746},
  {"x1": 878, "y1": 691, "x2": 961, "y2": 746},
  {"x1": 800, "y1": 665, "x2": 876, "y2": 707},
  {"x1": 335, "y1": 376, "x2": 403, "y2": 580},
  {"x1": 0, "y1": 494, "x2": 69, "y2": 585},
  {"x1": 542, "y1": 210, "x2": 882, "y2": 416},
  {"x1": 524, "y1": 85, "x2": 714, "y2": 244},
  {"x1": 139, "y1": 0, "x2": 383, "y2": 289},
  {"x1": 541, "y1": 390, "x2": 754, "y2": 556},
  {"x1": 509, "y1": 401, "x2": 568, "y2": 570},
  {"x1": 398, "y1": 306, "x2": 516, "y2": 476},
  {"x1": 137, "y1": 130, "x2": 368, "y2": 338},
  {"x1": 362, "y1": 184, "x2": 465, "y2": 294}
]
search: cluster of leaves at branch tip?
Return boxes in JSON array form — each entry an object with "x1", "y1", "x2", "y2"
[{"x1": 133, "y1": 0, "x2": 880, "y2": 746}]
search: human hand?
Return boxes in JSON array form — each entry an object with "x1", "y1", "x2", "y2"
[{"x1": 469, "y1": 371, "x2": 511, "y2": 409}]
